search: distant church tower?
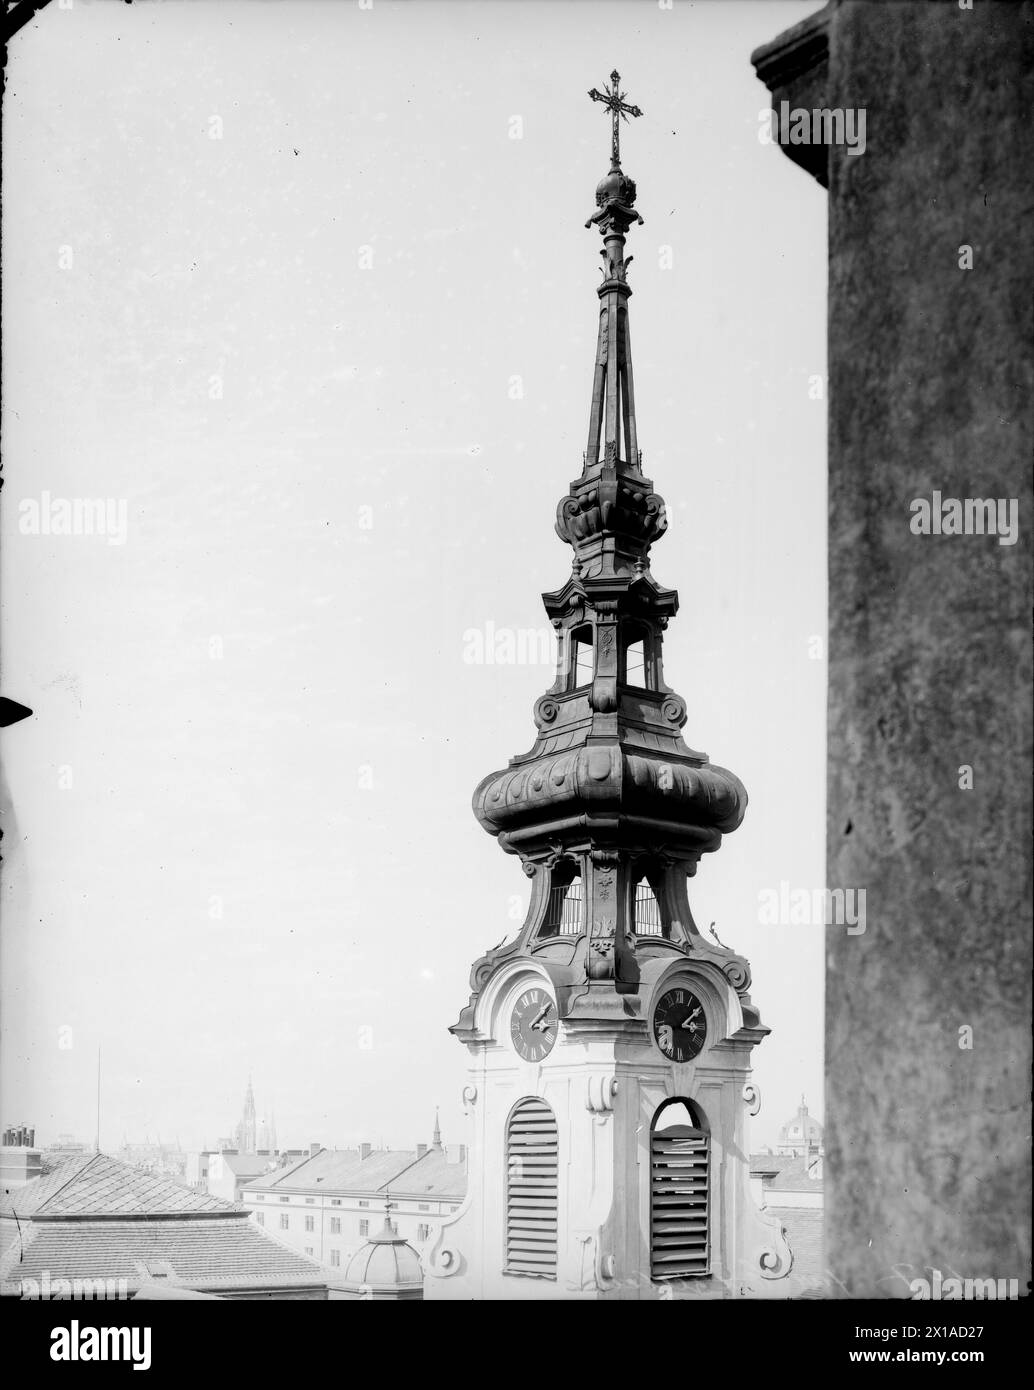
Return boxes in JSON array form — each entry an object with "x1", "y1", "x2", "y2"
[
  {"x1": 235, "y1": 1077, "x2": 257, "y2": 1155},
  {"x1": 425, "y1": 74, "x2": 791, "y2": 1301}
]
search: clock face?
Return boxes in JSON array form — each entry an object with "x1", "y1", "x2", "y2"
[
  {"x1": 652, "y1": 987, "x2": 707, "y2": 1063},
  {"x1": 509, "y1": 986, "x2": 558, "y2": 1063}
]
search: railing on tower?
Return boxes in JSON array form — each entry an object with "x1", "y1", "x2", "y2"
[
  {"x1": 545, "y1": 879, "x2": 584, "y2": 935},
  {"x1": 634, "y1": 881, "x2": 664, "y2": 936}
]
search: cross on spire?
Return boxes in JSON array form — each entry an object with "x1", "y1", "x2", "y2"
[{"x1": 588, "y1": 70, "x2": 643, "y2": 168}]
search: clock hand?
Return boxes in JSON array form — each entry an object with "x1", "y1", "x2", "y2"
[
  {"x1": 529, "y1": 1004, "x2": 554, "y2": 1031},
  {"x1": 680, "y1": 1006, "x2": 702, "y2": 1028}
]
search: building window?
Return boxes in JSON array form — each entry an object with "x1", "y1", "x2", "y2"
[
  {"x1": 505, "y1": 1097, "x2": 558, "y2": 1279},
  {"x1": 624, "y1": 639, "x2": 645, "y2": 686},
  {"x1": 417, "y1": 1223, "x2": 430, "y2": 1241},
  {"x1": 621, "y1": 622, "x2": 652, "y2": 689},
  {"x1": 255, "y1": 1212, "x2": 264, "y2": 1226},
  {"x1": 255, "y1": 1194, "x2": 264, "y2": 1201},
  {"x1": 634, "y1": 877, "x2": 664, "y2": 936},
  {"x1": 650, "y1": 1099, "x2": 709, "y2": 1281},
  {"x1": 359, "y1": 1219, "x2": 369, "y2": 1237},
  {"x1": 279, "y1": 1214, "x2": 289, "y2": 1231},
  {"x1": 330, "y1": 1250, "x2": 340, "y2": 1267},
  {"x1": 358, "y1": 1200, "x2": 369, "y2": 1208},
  {"x1": 304, "y1": 1215, "x2": 314, "y2": 1232},
  {"x1": 331, "y1": 1199, "x2": 342, "y2": 1207},
  {"x1": 305, "y1": 1197, "x2": 315, "y2": 1205},
  {"x1": 278, "y1": 1196, "x2": 289, "y2": 1203},
  {"x1": 330, "y1": 1218, "x2": 341, "y2": 1235},
  {"x1": 305, "y1": 1246, "x2": 314, "y2": 1256},
  {"x1": 571, "y1": 627, "x2": 593, "y2": 688},
  {"x1": 418, "y1": 1204, "x2": 430, "y2": 1212}
]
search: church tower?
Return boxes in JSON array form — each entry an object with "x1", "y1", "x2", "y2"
[
  {"x1": 424, "y1": 74, "x2": 791, "y2": 1301},
  {"x1": 235, "y1": 1077, "x2": 257, "y2": 1156}
]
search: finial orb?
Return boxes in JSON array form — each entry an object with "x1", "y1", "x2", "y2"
[{"x1": 595, "y1": 167, "x2": 637, "y2": 209}]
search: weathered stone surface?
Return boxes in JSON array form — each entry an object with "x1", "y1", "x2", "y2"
[{"x1": 753, "y1": 0, "x2": 1033, "y2": 1297}]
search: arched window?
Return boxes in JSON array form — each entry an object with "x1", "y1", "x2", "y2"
[
  {"x1": 650, "y1": 1099, "x2": 709, "y2": 1280},
  {"x1": 634, "y1": 877, "x2": 664, "y2": 936},
  {"x1": 541, "y1": 864, "x2": 584, "y2": 938},
  {"x1": 505, "y1": 1098, "x2": 558, "y2": 1279}
]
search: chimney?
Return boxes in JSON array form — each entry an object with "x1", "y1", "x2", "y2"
[
  {"x1": 359, "y1": 1142, "x2": 372, "y2": 1161},
  {"x1": 309, "y1": 1142, "x2": 321, "y2": 1158},
  {"x1": 416, "y1": 1143, "x2": 427, "y2": 1158},
  {"x1": 446, "y1": 1143, "x2": 467, "y2": 1167}
]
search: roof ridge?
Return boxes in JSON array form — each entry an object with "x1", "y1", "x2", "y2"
[{"x1": 26, "y1": 1152, "x2": 100, "y2": 1215}]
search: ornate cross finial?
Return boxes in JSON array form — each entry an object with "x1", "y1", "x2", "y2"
[{"x1": 588, "y1": 69, "x2": 643, "y2": 168}]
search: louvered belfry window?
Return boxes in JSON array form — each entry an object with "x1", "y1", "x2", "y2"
[
  {"x1": 505, "y1": 1097, "x2": 559, "y2": 1278},
  {"x1": 650, "y1": 1102, "x2": 710, "y2": 1279}
]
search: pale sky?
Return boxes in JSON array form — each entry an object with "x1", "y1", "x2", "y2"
[{"x1": 1, "y1": 0, "x2": 827, "y2": 1154}]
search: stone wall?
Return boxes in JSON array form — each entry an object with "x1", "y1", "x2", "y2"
[{"x1": 753, "y1": 0, "x2": 1033, "y2": 1297}]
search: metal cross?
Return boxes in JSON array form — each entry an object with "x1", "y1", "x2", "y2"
[{"x1": 588, "y1": 70, "x2": 643, "y2": 167}]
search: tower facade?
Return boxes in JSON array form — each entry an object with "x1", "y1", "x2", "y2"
[{"x1": 425, "y1": 74, "x2": 791, "y2": 1301}]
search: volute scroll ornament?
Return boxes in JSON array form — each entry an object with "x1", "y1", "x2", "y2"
[
  {"x1": 742, "y1": 1083, "x2": 761, "y2": 1117},
  {"x1": 586, "y1": 1074, "x2": 619, "y2": 1114}
]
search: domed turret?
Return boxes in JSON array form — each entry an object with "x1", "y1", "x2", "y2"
[
  {"x1": 777, "y1": 1096, "x2": 824, "y2": 1158},
  {"x1": 339, "y1": 1213, "x2": 424, "y2": 1301}
]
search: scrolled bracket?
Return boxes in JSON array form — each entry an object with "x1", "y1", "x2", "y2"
[{"x1": 586, "y1": 1074, "x2": 618, "y2": 1115}]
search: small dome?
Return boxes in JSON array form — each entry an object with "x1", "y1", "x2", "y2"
[
  {"x1": 778, "y1": 1096, "x2": 823, "y2": 1147},
  {"x1": 340, "y1": 1218, "x2": 424, "y2": 1300}
]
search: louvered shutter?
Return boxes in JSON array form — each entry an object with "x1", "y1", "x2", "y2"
[
  {"x1": 651, "y1": 1123, "x2": 709, "y2": 1278},
  {"x1": 505, "y1": 1098, "x2": 558, "y2": 1278}
]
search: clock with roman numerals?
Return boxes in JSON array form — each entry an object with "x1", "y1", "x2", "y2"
[
  {"x1": 652, "y1": 986, "x2": 707, "y2": 1062},
  {"x1": 509, "y1": 986, "x2": 557, "y2": 1062}
]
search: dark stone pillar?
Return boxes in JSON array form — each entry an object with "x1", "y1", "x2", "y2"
[{"x1": 753, "y1": 0, "x2": 1033, "y2": 1297}]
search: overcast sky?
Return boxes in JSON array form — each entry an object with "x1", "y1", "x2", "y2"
[{"x1": 1, "y1": 0, "x2": 827, "y2": 1154}]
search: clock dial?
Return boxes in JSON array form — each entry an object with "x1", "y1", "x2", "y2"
[
  {"x1": 509, "y1": 986, "x2": 558, "y2": 1062},
  {"x1": 652, "y1": 987, "x2": 707, "y2": 1063}
]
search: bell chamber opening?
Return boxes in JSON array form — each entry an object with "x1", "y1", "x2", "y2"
[
  {"x1": 539, "y1": 861, "x2": 584, "y2": 939},
  {"x1": 650, "y1": 1098, "x2": 710, "y2": 1281}
]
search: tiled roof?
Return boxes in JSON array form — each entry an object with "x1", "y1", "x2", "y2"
[
  {"x1": 1, "y1": 1153, "x2": 232, "y2": 1219},
  {"x1": 766, "y1": 1155, "x2": 823, "y2": 1192},
  {"x1": 0, "y1": 1216, "x2": 327, "y2": 1294},
  {"x1": 749, "y1": 1153, "x2": 797, "y2": 1175},
  {"x1": 245, "y1": 1145, "x2": 466, "y2": 1199},
  {"x1": 212, "y1": 1153, "x2": 276, "y2": 1178}
]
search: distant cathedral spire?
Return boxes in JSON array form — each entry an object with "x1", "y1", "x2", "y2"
[
  {"x1": 235, "y1": 1075, "x2": 257, "y2": 1154},
  {"x1": 432, "y1": 1109, "x2": 442, "y2": 1149}
]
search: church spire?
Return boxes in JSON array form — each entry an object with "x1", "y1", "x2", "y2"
[
  {"x1": 557, "y1": 73, "x2": 667, "y2": 584},
  {"x1": 432, "y1": 1108, "x2": 442, "y2": 1149},
  {"x1": 463, "y1": 68, "x2": 749, "y2": 998},
  {"x1": 583, "y1": 71, "x2": 645, "y2": 473}
]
